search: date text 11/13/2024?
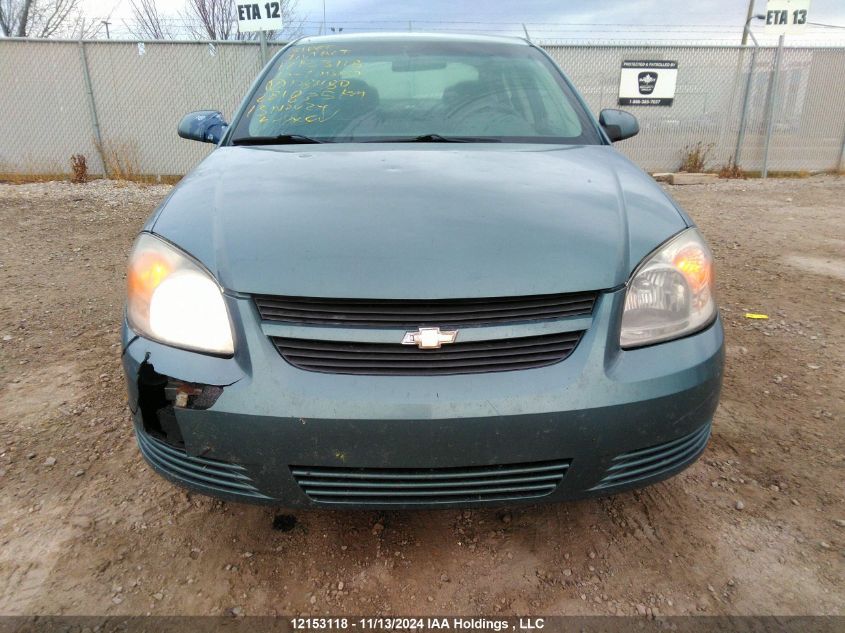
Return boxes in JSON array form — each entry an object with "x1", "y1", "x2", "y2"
[{"x1": 291, "y1": 618, "x2": 547, "y2": 631}]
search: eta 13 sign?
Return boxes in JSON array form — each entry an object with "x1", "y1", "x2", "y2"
[
  {"x1": 236, "y1": 1, "x2": 284, "y2": 32},
  {"x1": 765, "y1": 0, "x2": 811, "y2": 34}
]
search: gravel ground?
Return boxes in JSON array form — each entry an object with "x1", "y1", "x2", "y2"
[{"x1": 0, "y1": 176, "x2": 843, "y2": 617}]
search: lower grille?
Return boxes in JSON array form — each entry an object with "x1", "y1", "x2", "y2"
[
  {"x1": 591, "y1": 423, "x2": 711, "y2": 490},
  {"x1": 291, "y1": 460, "x2": 572, "y2": 505},
  {"x1": 272, "y1": 331, "x2": 584, "y2": 376},
  {"x1": 137, "y1": 431, "x2": 271, "y2": 500}
]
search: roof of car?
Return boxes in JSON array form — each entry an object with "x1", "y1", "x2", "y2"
[{"x1": 292, "y1": 32, "x2": 531, "y2": 47}]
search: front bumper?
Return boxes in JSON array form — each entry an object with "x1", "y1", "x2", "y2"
[{"x1": 121, "y1": 289, "x2": 724, "y2": 509}]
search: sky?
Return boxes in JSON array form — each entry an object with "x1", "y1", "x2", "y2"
[{"x1": 81, "y1": 0, "x2": 845, "y2": 44}]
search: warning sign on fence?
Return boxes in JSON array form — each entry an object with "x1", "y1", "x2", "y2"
[{"x1": 618, "y1": 60, "x2": 678, "y2": 106}]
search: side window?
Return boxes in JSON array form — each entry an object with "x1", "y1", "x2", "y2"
[
  {"x1": 485, "y1": 60, "x2": 583, "y2": 137},
  {"x1": 499, "y1": 65, "x2": 534, "y2": 124},
  {"x1": 530, "y1": 67, "x2": 583, "y2": 137}
]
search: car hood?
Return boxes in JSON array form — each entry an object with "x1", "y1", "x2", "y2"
[{"x1": 151, "y1": 144, "x2": 688, "y2": 298}]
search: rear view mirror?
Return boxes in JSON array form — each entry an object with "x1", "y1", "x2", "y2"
[
  {"x1": 392, "y1": 59, "x2": 447, "y2": 72},
  {"x1": 178, "y1": 110, "x2": 228, "y2": 144},
  {"x1": 599, "y1": 109, "x2": 639, "y2": 142}
]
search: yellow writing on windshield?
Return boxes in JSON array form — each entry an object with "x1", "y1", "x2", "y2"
[{"x1": 249, "y1": 44, "x2": 368, "y2": 132}]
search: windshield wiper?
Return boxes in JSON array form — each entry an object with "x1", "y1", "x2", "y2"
[
  {"x1": 364, "y1": 134, "x2": 502, "y2": 143},
  {"x1": 231, "y1": 134, "x2": 326, "y2": 146}
]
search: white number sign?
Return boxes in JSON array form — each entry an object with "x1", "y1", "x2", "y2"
[
  {"x1": 236, "y1": 1, "x2": 283, "y2": 33},
  {"x1": 765, "y1": 0, "x2": 811, "y2": 34}
]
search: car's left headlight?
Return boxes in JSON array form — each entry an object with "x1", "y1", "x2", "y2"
[
  {"x1": 127, "y1": 233, "x2": 234, "y2": 355},
  {"x1": 620, "y1": 228, "x2": 716, "y2": 349}
]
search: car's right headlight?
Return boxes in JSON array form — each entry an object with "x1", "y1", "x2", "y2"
[
  {"x1": 127, "y1": 233, "x2": 234, "y2": 356},
  {"x1": 620, "y1": 228, "x2": 716, "y2": 349}
]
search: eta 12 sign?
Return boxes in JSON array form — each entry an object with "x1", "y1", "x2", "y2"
[
  {"x1": 236, "y1": 1, "x2": 283, "y2": 32},
  {"x1": 765, "y1": 0, "x2": 811, "y2": 34}
]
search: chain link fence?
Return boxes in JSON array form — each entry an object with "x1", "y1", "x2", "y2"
[
  {"x1": 1, "y1": 38, "x2": 844, "y2": 178},
  {"x1": 545, "y1": 43, "x2": 845, "y2": 173}
]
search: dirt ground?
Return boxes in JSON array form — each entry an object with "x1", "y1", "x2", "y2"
[{"x1": 0, "y1": 176, "x2": 842, "y2": 617}]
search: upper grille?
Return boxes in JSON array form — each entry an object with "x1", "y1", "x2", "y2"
[
  {"x1": 255, "y1": 292, "x2": 597, "y2": 327},
  {"x1": 137, "y1": 430, "x2": 272, "y2": 500},
  {"x1": 590, "y1": 423, "x2": 711, "y2": 491},
  {"x1": 291, "y1": 459, "x2": 571, "y2": 505},
  {"x1": 272, "y1": 331, "x2": 583, "y2": 375}
]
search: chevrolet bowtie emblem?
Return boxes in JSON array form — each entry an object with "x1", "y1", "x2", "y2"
[{"x1": 401, "y1": 327, "x2": 458, "y2": 349}]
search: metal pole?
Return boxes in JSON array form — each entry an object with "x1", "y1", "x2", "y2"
[
  {"x1": 259, "y1": 31, "x2": 268, "y2": 66},
  {"x1": 734, "y1": 22, "x2": 759, "y2": 166},
  {"x1": 734, "y1": 44, "x2": 758, "y2": 166},
  {"x1": 522, "y1": 23, "x2": 531, "y2": 41},
  {"x1": 741, "y1": 0, "x2": 755, "y2": 45},
  {"x1": 838, "y1": 122, "x2": 845, "y2": 173},
  {"x1": 78, "y1": 40, "x2": 106, "y2": 174},
  {"x1": 761, "y1": 33, "x2": 785, "y2": 179}
]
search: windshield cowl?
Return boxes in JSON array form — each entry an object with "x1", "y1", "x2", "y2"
[{"x1": 231, "y1": 134, "x2": 326, "y2": 146}]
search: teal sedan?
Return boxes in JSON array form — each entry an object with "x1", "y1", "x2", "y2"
[{"x1": 122, "y1": 33, "x2": 723, "y2": 508}]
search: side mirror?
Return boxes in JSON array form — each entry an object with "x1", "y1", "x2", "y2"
[
  {"x1": 178, "y1": 110, "x2": 228, "y2": 144},
  {"x1": 599, "y1": 109, "x2": 639, "y2": 142}
]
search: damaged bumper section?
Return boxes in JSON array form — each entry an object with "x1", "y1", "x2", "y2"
[
  {"x1": 132, "y1": 357, "x2": 275, "y2": 500},
  {"x1": 136, "y1": 361, "x2": 224, "y2": 447},
  {"x1": 122, "y1": 290, "x2": 724, "y2": 509}
]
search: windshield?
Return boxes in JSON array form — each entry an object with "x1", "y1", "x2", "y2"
[{"x1": 229, "y1": 39, "x2": 601, "y2": 144}]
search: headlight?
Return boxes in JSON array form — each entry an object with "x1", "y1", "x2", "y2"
[
  {"x1": 620, "y1": 228, "x2": 716, "y2": 348},
  {"x1": 127, "y1": 233, "x2": 234, "y2": 355}
]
